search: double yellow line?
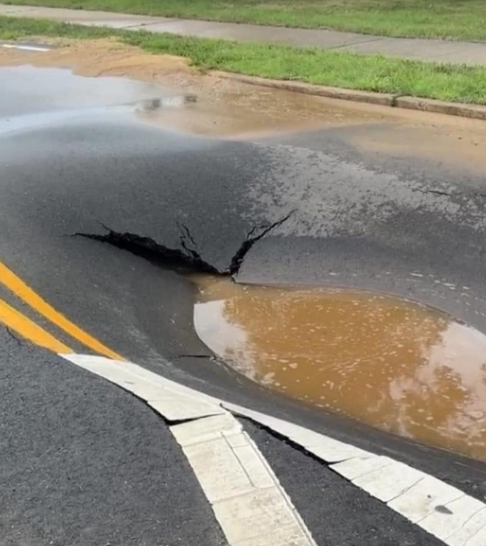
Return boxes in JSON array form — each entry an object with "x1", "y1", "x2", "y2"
[{"x1": 0, "y1": 260, "x2": 123, "y2": 360}]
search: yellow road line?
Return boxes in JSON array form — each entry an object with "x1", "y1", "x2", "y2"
[
  {"x1": 0, "y1": 261, "x2": 124, "y2": 360},
  {"x1": 0, "y1": 296, "x2": 72, "y2": 353}
]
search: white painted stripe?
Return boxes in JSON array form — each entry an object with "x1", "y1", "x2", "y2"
[
  {"x1": 171, "y1": 413, "x2": 241, "y2": 447},
  {"x1": 331, "y1": 454, "x2": 393, "y2": 480},
  {"x1": 447, "y1": 507, "x2": 486, "y2": 546},
  {"x1": 224, "y1": 402, "x2": 486, "y2": 545},
  {"x1": 62, "y1": 354, "x2": 224, "y2": 420},
  {"x1": 388, "y1": 476, "x2": 465, "y2": 523},
  {"x1": 60, "y1": 354, "x2": 486, "y2": 546},
  {"x1": 1, "y1": 43, "x2": 50, "y2": 52},
  {"x1": 61, "y1": 354, "x2": 215, "y2": 401},
  {"x1": 62, "y1": 355, "x2": 315, "y2": 545},
  {"x1": 171, "y1": 415, "x2": 316, "y2": 545},
  {"x1": 352, "y1": 459, "x2": 426, "y2": 503},
  {"x1": 224, "y1": 402, "x2": 371, "y2": 462},
  {"x1": 419, "y1": 496, "x2": 486, "y2": 542}
]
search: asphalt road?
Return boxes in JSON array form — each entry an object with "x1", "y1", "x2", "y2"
[
  {"x1": 0, "y1": 327, "x2": 226, "y2": 546},
  {"x1": 1, "y1": 63, "x2": 486, "y2": 545}
]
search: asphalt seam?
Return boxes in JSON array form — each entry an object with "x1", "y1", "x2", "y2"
[{"x1": 60, "y1": 353, "x2": 486, "y2": 546}]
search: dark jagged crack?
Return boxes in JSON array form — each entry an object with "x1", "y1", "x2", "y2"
[
  {"x1": 74, "y1": 222, "x2": 221, "y2": 276},
  {"x1": 177, "y1": 220, "x2": 204, "y2": 265},
  {"x1": 418, "y1": 189, "x2": 452, "y2": 197},
  {"x1": 234, "y1": 414, "x2": 338, "y2": 469},
  {"x1": 227, "y1": 210, "x2": 295, "y2": 276},
  {"x1": 417, "y1": 187, "x2": 486, "y2": 201},
  {"x1": 426, "y1": 190, "x2": 452, "y2": 197},
  {"x1": 4, "y1": 327, "x2": 23, "y2": 346},
  {"x1": 73, "y1": 211, "x2": 294, "y2": 278}
]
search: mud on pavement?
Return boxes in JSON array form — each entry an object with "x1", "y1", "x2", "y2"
[{"x1": 3, "y1": 36, "x2": 486, "y2": 170}]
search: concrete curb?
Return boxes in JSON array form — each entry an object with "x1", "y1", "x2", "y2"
[
  {"x1": 210, "y1": 71, "x2": 395, "y2": 107},
  {"x1": 211, "y1": 71, "x2": 486, "y2": 121},
  {"x1": 394, "y1": 96, "x2": 486, "y2": 120}
]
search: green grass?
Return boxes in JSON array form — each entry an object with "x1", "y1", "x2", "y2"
[
  {"x1": 2, "y1": 16, "x2": 486, "y2": 105},
  {"x1": 4, "y1": 0, "x2": 486, "y2": 42}
]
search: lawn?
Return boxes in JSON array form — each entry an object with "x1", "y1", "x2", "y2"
[
  {"x1": 3, "y1": 0, "x2": 486, "y2": 42},
  {"x1": 2, "y1": 16, "x2": 486, "y2": 105}
]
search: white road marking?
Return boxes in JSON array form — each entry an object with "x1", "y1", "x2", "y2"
[
  {"x1": 224, "y1": 402, "x2": 371, "y2": 462},
  {"x1": 419, "y1": 496, "x2": 486, "y2": 542},
  {"x1": 172, "y1": 415, "x2": 315, "y2": 545},
  {"x1": 171, "y1": 413, "x2": 242, "y2": 447},
  {"x1": 352, "y1": 460, "x2": 426, "y2": 503},
  {"x1": 62, "y1": 354, "x2": 315, "y2": 545},
  {"x1": 447, "y1": 507, "x2": 486, "y2": 546},
  {"x1": 331, "y1": 454, "x2": 393, "y2": 480},
  {"x1": 1, "y1": 43, "x2": 51, "y2": 52},
  {"x1": 63, "y1": 354, "x2": 224, "y2": 420},
  {"x1": 388, "y1": 476, "x2": 465, "y2": 523},
  {"x1": 60, "y1": 354, "x2": 486, "y2": 546}
]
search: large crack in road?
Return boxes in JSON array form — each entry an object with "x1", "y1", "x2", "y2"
[
  {"x1": 74, "y1": 211, "x2": 295, "y2": 278},
  {"x1": 3, "y1": 59, "x2": 486, "y2": 513}
]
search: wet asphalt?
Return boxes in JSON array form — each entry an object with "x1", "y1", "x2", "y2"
[{"x1": 1, "y1": 65, "x2": 486, "y2": 544}]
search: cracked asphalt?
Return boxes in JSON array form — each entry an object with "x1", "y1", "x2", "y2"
[
  {"x1": 2, "y1": 64, "x2": 486, "y2": 544},
  {"x1": 75, "y1": 210, "x2": 294, "y2": 277}
]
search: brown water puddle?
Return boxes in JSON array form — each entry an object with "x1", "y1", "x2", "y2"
[{"x1": 193, "y1": 276, "x2": 486, "y2": 462}]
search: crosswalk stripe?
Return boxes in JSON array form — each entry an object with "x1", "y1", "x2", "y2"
[
  {"x1": 225, "y1": 403, "x2": 486, "y2": 546},
  {"x1": 61, "y1": 354, "x2": 315, "y2": 546},
  {"x1": 60, "y1": 354, "x2": 486, "y2": 546},
  {"x1": 172, "y1": 415, "x2": 316, "y2": 545}
]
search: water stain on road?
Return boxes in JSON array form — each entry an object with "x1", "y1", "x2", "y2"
[
  {"x1": 0, "y1": 64, "x2": 166, "y2": 119},
  {"x1": 0, "y1": 39, "x2": 409, "y2": 137},
  {"x1": 193, "y1": 276, "x2": 486, "y2": 462}
]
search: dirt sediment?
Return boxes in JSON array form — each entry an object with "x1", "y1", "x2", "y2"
[{"x1": 2, "y1": 38, "x2": 486, "y2": 169}]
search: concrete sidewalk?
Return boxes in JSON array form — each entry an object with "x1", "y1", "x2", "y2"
[{"x1": 2, "y1": 3, "x2": 486, "y2": 66}]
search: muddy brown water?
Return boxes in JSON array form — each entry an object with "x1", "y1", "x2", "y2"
[
  {"x1": 4, "y1": 39, "x2": 486, "y2": 174},
  {"x1": 193, "y1": 276, "x2": 486, "y2": 462}
]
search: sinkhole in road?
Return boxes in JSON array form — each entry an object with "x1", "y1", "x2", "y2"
[{"x1": 193, "y1": 275, "x2": 486, "y2": 462}]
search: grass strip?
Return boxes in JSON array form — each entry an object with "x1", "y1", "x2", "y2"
[
  {"x1": 2, "y1": 15, "x2": 486, "y2": 105},
  {"x1": 3, "y1": 0, "x2": 486, "y2": 42}
]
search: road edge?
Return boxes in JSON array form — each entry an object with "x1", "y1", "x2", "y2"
[{"x1": 210, "y1": 71, "x2": 486, "y2": 121}]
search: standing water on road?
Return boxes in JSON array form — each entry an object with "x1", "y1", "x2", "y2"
[{"x1": 193, "y1": 276, "x2": 486, "y2": 462}]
